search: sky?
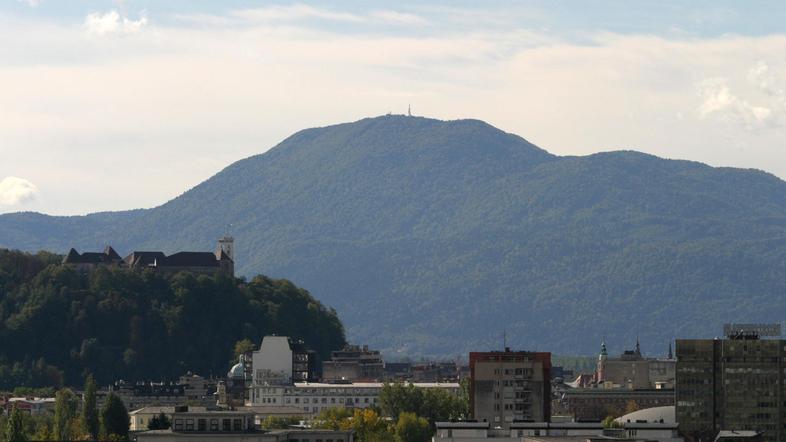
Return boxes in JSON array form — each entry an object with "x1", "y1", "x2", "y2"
[{"x1": 1, "y1": 0, "x2": 786, "y2": 215}]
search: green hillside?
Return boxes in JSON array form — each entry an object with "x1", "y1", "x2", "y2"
[
  {"x1": 0, "y1": 249, "x2": 345, "y2": 387},
  {"x1": 2, "y1": 115, "x2": 786, "y2": 356}
]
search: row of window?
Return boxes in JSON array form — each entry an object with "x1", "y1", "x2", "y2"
[
  {"x1": 257, "y1": 395, "x2": 377, "y2": 405},
  {"x1": 172, "y1": 417, "x2": 245, "y2": 432}
]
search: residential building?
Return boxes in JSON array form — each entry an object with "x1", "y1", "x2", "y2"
[
  {"x1": 251, "y1": 382, "x2": 460, "y2": 415},
  {"x1": 251, "y1": 336, "x2": 319, "y2": 394},
  {"x1": 469, "y1": 348, "x2": 551, "y2": 428},
  {"x1": 2, "y1": 397, "x2": 55, "y2": 416},
  {"x1": 383, "y1": 362, "x2": 412, "y2": 380},
  {"x1": 676, "y1": 325, "x2": 786, "y2": 442},
  {"x1": 100, "y1": 373, "x2": 217, "y2": 411},
  {"x1": 129, "y1": 406, "x2": 208, "y2": 431},
  {"x1": 135, "y1": 406, "x2": 354, "y2": 442},
  {"x1": 322, "y1": 345, "x2": 383, "y2": 382}
]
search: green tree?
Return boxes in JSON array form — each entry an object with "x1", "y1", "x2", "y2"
[
  {"x1": 601, "y1": 415, "x2": 622, "y2": 429},
  {"x1": 313, "y1": 408, "x2": 353, "y2": 430},
  {"x1": 5, "y1": 405, "x2": 27, "y2": 442},
  {"x1": 82, "y1": 374, "x2": 100, "y2": 439},
  {"x1": 380, "y1": 383, "x2": 466, "y2": 429},
  {"x1": 100, "y1": 393, "x2": 130, "y2": 440},
  {"x1": 233, "y1": 339, "x2": 256, "y2": 358},
  {"x1": 148, "y1": 412, "x2": 171, "y2": 430},
  {"x1": 394, "y1": 412, "x2": 430, "y2": 442},
  {"x1": 347, "y1": 409, "x2": 392, "y2": 442},
  {"x1": 54, "y1": 388, "x2": 77, "y2": 441},
  {"x1": 260, "y1": 416, "x2": 300, "y2": 429}
]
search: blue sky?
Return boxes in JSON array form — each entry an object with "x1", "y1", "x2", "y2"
[{"x1": 2, "y1": 1, "x2": 786, "y2": 214}]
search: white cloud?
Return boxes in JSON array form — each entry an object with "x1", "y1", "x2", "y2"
[
  {"x1": 0, "y1": 177, "x2": 39, "y2": 206},
  {"x1": 230, "y1": 4, "x2": 364, "y2": 23},
  {"x1": 698, "y1": 77, "x2": 773, "y2": 128},
  {"x1": 1, "y1": 8, "x2": 786, "y2": 214},
  {"x1": 84, "y1": 10, "x2": 147, "y2": 36},
  {"x1": 697, "y1": 61, "x2": 786, "y2": 129},
  {"x1": 16, "y1": 0, "x2": 40, "y2": 7}
]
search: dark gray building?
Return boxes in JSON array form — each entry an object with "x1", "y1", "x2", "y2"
[{"x1": 676, "y1": 325, "x2": 785, "y2": 442}]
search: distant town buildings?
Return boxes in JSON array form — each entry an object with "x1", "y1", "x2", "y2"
[
  {"x1": 433, "y1": 420, "x2": 681, "y2": 442},
  {"x1": 596, "y1": 338, "x2": 676, "y2": 390},
  {"x1": 100, "y1": 373, "x2": 217, "y2": 411},
  {"x1": 676, "y1": 324, "x2": 786, "y2": 442},
  {"x1": 135, "y1": 405, "x2": 354, "y2": 442},
  {"x1": 469, "y1": 348, "x2": 551, "y2": 428},
  {"x1": 63, "y1": 236, "x2": 235, "y2": 276},
  {"x1": 322, "y1": 344, "x2": 383, "y2": 382}
]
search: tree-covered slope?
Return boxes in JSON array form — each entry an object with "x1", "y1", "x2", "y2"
[
  {"x1": 2, "y1": 115, "x2": 786, "y2": 356},
  {"x1": 0, "y1": 249, "x2": 345, "y2": 388}
]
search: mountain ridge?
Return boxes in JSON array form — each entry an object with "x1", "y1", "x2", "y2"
[{"x1": 3, "y1": 114, "x2": 786, "y2": 356}]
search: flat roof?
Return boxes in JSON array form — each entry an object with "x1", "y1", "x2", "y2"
[
  {"x1": 436, "y1": 422, "x2": 490, "y2": 429},
  {"x1": 293, "y1": 382, "x2": 459, "y2": 388}
]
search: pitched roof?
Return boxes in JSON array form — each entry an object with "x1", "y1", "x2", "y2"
[
  {"x1": 63, "y1": 246, "x2": 124, "y2": 264},
  {"x1": 165, "y1": 252, "x2": 220, "y2": 267},
  {"x1": 124, "y1": 251, "x2": 167, "y2": 267},
  {"x1": 124, "y1": 251, "x2": 220, "y2": 268}
]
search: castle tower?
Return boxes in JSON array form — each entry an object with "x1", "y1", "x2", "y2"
[
  {"x1": 217, "y1": 236, "x2": 235, "y2": 261},
  {"x1": 216, "y1": 236, "x2": 235, "y2": 276},
  {"x1": 597, "y1": 338, "x2": 607, "y2": 383}
]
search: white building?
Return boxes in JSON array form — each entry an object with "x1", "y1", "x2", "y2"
[
  {"x1": 251, "y1": 336, "x2": 294, "y2": 387},
  {"x1": 251, "y1": 382, "x2": 460, "y2": 415}
]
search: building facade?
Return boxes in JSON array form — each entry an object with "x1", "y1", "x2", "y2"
[
  {"x1": 676, "y1": 335, "x2": 786, "y2": 442},
  {"x1": 469, "y1": 349, "x2": 551, "y2": 428},
  {"x1": 322, "y1": 345, "x2": 383, "y2": 382},
  {"x1": 561, "y1": 388, "x2": 675, "y2": 421},
  {"x1": 596, "y1": 339, "x2": 676, "y2": 390},
  {"x1": 251, "y1": 382, "x2": 459, "y2": 415}
]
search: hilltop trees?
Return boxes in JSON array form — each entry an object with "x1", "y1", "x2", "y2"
[{"x1": 0, "y1": 250, "x2": 346, "y2": 388}]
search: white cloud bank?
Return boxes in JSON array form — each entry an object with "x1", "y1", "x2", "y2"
[
  {"x1": 0, "y1": 177, "x2": 39, "y2": 206},
  {"x1": 84, "y1": 10, "x2": 148, "y2": 36},
  {"x1": 1, "y1": 7, "x2": 786, "y2": 215}
]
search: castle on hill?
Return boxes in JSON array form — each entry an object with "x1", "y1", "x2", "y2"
[{"x1": 62, "y1": 236, "x2": 235, "y2": 277}]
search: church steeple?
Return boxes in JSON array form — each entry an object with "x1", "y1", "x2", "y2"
[
  {"x1": 635, "y1": 335, "x2": 641, "y2": 356},
  {"x1": 597, "y1": 337, "x2": 607, "y2": 383}
]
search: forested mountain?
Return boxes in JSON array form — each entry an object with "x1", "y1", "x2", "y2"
[
  {"x1": 0, "y1": 249, "x2": 345, "y2": 388},
  {"x1": 2, "y1": 115, "x2": 786, "y2": 356}
]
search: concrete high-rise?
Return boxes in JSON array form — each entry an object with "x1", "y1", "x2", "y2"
[{"x1": 469, "y1": 349, "x2": 551, "y2": 428}]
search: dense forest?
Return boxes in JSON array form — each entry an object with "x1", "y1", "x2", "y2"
[
  {"x1": 0, "y1": 249, "x2": 346, "y2": 389},
  {"x1": 3, "y1": 115, "x2": 786, "y2": 356}
]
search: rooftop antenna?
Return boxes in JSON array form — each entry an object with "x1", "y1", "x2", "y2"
[
  {"x1": 503, "y1": 330, "x2": 507, "y2": 351},
  {"x1": 408, "y1": 104, "x2": 412, "y2": 117}
]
